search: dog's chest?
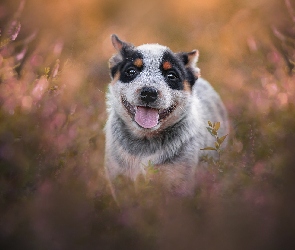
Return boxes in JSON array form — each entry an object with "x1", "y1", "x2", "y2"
[{"x1": 117, "y1": 151, "x2": 165, "y2": 179}]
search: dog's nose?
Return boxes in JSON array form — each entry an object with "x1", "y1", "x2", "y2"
[{"x1": 140, "y1": 87, "x2": 158, "y2": 103}]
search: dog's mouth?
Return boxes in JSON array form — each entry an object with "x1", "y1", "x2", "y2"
[{"x1": 121, "y1": 97, "x2": 177, "y2": 129}]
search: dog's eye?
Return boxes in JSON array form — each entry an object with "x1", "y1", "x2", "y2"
[
  {"x1": 120, "y1": 65, "x2": 140, "y2": 83},
  {"x1": 166, "y1": 72, "x2": 179, "y2": 81},
  {"x1": 125, "y1": 67, "x2": 138, "y2": 77},
  {"x1": 165, "y1": 70, "x2": 182, "y2": 90}
]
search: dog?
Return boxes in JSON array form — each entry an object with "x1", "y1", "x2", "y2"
[{"x1": 105, "y1": 34, "x2": 229, "y2": 196}]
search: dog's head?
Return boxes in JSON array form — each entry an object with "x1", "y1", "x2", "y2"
[{"x1": 108, "y1": 34, "x2": 200, "y2": 136}]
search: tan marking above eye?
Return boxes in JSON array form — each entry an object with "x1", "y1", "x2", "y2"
[
  {"x1": 133, "y1": 58, "x2": 143, "y2": 68},
  {"x1": 163, "y1": 61, "x2": 172, "y2": 70}
]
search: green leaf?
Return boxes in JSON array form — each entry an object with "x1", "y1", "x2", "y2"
[
  {"x1": 206, "y1": 127, "x2": 214, "y2": 136},
  {"x1": 213, "y1": 122, "x2": 220, "y2": 131},
  {"x1": 200, "y1": 147, "x2": 217, "y2": 151},
  {"x1": 217, "y1": 134, "x2": 228, "y2": 145}
]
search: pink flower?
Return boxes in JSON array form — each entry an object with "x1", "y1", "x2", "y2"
[
  {"x1": 9, "y1": 20, "x2": 21, "y2": 41},
  {"x1": 32, "y1": 76, "x2": 49, "y2": 100},
  {"x1": 16, "y1": 47, "x2": 27, "y2": 61}
]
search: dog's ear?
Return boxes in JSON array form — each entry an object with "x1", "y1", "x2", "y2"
[
  {"x1": 177, "y1": 50, "x2": 199, "y2": 68},
  {"x1": 176, "y1": 50, "x2": 200, "y2": 87},
  {"x1": 111, "y1": 34, "x2": 125, "y2": 51},
  {"x1": 177, "y1": 50, "x2": 200, "y2": 81},
  {"x1": 111, "y1": 34, "x2": 135, "y2": 54},
  {"x1": 109, "y1": 34, "x2": 135, "y2": 70}
]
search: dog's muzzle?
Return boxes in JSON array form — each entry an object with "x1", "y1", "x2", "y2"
[{"x1": 121, "y1": 89, "x2": 177, "y2": 129}]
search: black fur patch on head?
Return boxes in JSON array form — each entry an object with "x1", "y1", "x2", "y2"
[
  {"x1": 110, "y1": 47, "x2": 144, "y2": 83},
  {"x1": 160, "y1": 51, "x2": 197, "y2": 90},
  {"x1": 160, "y1": 51, "x2": 186, "y2": 90}
]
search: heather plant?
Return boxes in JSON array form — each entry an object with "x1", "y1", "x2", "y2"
[{"x1": 200, "y1": 120, "x2": 228, "y2": 172}]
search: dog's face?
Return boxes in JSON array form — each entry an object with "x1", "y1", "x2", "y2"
[{"x1": 108, "y1": 35, "x2": 200, "y2": 137}]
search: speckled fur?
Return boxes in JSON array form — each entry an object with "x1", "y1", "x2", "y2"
[{"x1": 105, "y1": 35, "x2": 229, "y2": 196}]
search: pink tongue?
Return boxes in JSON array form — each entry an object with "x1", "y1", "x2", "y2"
[{"x1": 135, "y1": 106, "x2": 159, "y2": 128}]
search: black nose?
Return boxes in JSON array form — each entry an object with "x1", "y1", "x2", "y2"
[{"x1": 140, "y1": 87, "x2": 158, "y2": 103}]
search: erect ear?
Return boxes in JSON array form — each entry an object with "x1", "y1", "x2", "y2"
[
  {"x1": 187, "y1": 50, "x2": 199, "y2": 67},
  {"x1": 177, "y1": 50, "x2": 200, "y2": 78},
  {"x1": 109, "y1": 35, "x2": 129, "y2": 69},
  {"x1": 111, "y1": 34, "x2": 125, "y2": 51},
  {"x1": 111, "y1": 34, "x2": 135, "y2": 53},
  {"x1": 177, "y1": 50, "x2": 199, "y2": 67}
]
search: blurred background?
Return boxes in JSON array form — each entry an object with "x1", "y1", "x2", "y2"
[{"x1": 0, "y1": 0, "x2": 295, "y2": 249}]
